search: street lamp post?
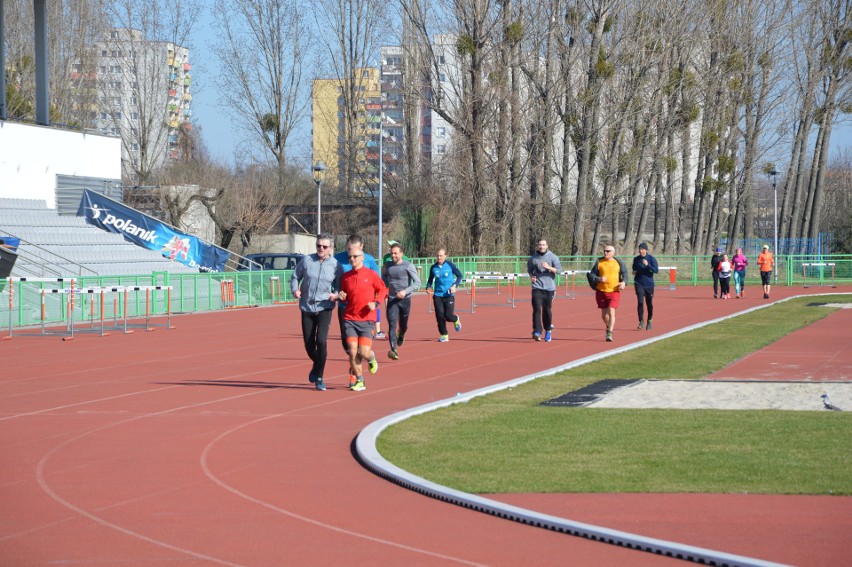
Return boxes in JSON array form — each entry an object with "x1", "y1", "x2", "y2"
[
  {"x1": 378, "y1": 112, "x2": 383, "y2": 259},
  {"x1": 313, "y1": 161, "x2": 326, "y2": 234},
  {"x1": 768, "y1": 168, "x2": 778, "y2": 284}
]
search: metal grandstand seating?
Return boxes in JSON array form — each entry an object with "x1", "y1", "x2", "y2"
[{"x1": 1, "y1": 198, "x2": 197, "y2": 277}]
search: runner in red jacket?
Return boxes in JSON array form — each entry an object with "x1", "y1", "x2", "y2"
[{"x1": 338, "y1": 247, "x2": 388, "y2": 391}]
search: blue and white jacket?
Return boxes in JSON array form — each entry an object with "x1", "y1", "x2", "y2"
[{"x1": 426, "y1": 260, "x2": 463, "y2": 297}]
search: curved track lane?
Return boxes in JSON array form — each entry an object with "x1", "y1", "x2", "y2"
[{"x1": 1, "y1": 286, "x2": 850, "y2": 565}]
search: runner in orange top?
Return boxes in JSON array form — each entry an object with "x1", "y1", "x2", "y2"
[
  {"x1": 589, "y1": 244, "x2": 628, "y2": 342},
  {"x1": 757, "y1": 244, "x2": 775, "y2": 299}
]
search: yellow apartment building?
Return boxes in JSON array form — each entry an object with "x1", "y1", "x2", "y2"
[{"x1": 311, "y1": 68, "x2": 381, "y2": 194}]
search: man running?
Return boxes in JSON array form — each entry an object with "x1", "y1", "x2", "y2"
[
  {"x1": 632, "y1": 242, "x2": 659, "y2": 330},
  {"x1": 290, "y1": 233, "x2": 338, "y2": 391},
  {"x1": 588, "y1": 244, "x2": 628, "y2": 342},
  {"x1": 337, "y1": 243, "x2": 388, "y2": 392},
  {"x1": 335, "y1": 235, "x2": 380, "y2": 388},
  {"x1": 425, "y1": 248, "x2": 463, "y2": 342},
  {"x1": 527, "y1": 238, "x2": 562, "y2": 342},
  {"x1": 381, "y1": 242, "x2": 421, "y2": 359}
]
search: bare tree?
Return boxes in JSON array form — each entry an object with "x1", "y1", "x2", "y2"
[
  {"x1": 211, "y1": 0, "x2": 311, "y2": 191},
  {"x1": 800, "y1": 0, "x2": 851, "y2": 242},
  {"x1": 313, "y1": 0, "x2": 384, "y2": 196},
  {"x1": 401, "y1": 0, "x2": 505, "y2": 254},
  {"x1": 105, "y1": 0, "x2": 202, "y2": 185},
  {"x1": 3, "y1": 0, "x2": 109, "y2": 125}
]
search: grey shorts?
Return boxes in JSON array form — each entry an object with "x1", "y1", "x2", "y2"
[{"x1": 343, "y1": 319, "x2": 375, "y2": 340}]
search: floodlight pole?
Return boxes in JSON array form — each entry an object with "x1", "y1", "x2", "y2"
[
  {"x1": 378, "y1": 111, "x2": 383, "y2": 259},
  {"x1": 313, "y1": 161, "x2": 326, "y2": 235},
  {"x1": 769, "y1": 169, "x2": 778, "y2": 284}
]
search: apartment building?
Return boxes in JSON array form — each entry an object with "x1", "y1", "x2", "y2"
[
  {"x1": 311, "y1": 68, "x2": 382, "y2": 195},
  {"x1": 73, "y1": 28, "x2": 192, "y2": 180}
]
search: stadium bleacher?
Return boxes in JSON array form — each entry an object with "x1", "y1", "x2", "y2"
[{"x1": 0, "y1": 198, "x2": 198, "y2": 277}]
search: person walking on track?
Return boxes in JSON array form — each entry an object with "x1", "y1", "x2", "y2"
[
  {"x1": 588, "y1": 244, "x2": 628, "y2": 342},
  {"x1": 632, "y1": 242, "x2": 659, "y2": 330},
  {"x1": 527, "y1": 238, "x2": 562, "y2": 342},
  {"x1": 732, "y1": 247, "x2": 749, "y2": 298},
  {"x1": 425, "y1": 248, "x2": 463, "y2": 342},
  {"x1": 337, "y1": 243, "x2": 388, "y2": 392},
  {"x1": 757, "y1": 244, "x2": 775, "y2": 299},
  {"x1": 381, "y1": 242, "x2": 421, "y2": 360},
  {"x1": 717, "y1": 253, "x2": 733, "y2": 299},
  {"x1": 290, "y1": 233, "x2": 339, "y2": 391},
  {"x1": 711, "y1": 247, "x2": 722, "y2": 298}
]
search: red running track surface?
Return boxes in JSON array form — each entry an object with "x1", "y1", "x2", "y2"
[{"x1": 1, "y1": 285, "x2": 850, "y2": 566}]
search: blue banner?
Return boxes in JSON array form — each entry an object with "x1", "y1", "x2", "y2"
[
  {"x1": 0, "y1": 236, "x2": 20, "y2": 252},
  {"x1": 77, "y1": 189, "x2": 229, "y2": 272}
]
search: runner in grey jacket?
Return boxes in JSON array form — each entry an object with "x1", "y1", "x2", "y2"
[
  {"x1": 381, "y1": 242, "x2": 421, "y2": 359},
  {"x1": 290, "y1": 234, "x2": 339, "y2": 390},
  {"x1": 527, "y1": 238, "x2": 562, "y2": 341}
]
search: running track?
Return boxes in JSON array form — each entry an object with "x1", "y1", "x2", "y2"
[{"x1": 1, "y1": 285, "x2": 850, "y2": 566}]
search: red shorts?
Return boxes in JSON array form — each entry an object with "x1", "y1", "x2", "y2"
[{"x1": 595, "y1": 290, "x2": 621, "y2": 309}]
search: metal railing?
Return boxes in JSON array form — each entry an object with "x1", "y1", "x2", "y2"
[{"x1": 3, "y1": 254, "x2": 850, "y2": 330}]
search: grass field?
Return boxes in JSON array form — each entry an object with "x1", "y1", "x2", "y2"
[{"x1": 377, "y1": 295, "x2": 852, "y2": 495}]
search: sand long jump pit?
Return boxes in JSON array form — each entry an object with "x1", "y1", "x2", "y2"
[{"x1": 543, "y1": 379, "x2": 852, "y2": 411}]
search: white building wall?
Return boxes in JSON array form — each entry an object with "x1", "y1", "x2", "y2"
[{"x1": 0, "y1": 121, "x2": 122, "y2": 208}]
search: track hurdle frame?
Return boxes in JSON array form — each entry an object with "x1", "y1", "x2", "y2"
[
  {"x1": 560, "y1": 270, "x2": 581, "y2": 299},
  {"x1": 4, "y1": 277, "x2": 77, "y2": 339},
  {"x1": 464, "y1": 272, "x2": 504, "y2": 295},
  {"x1": 802, "y1": 263, "x2": 836, "y2": 288},
  {"x1": 658, "y1": 266, "x2": 678, "y2": 291},
  {"x1": 220, "y1": 279, "x2": 236, "y2": 308},
  {"x1": 470, "y1": 274, "x2": 517, "y2": 312},
  {"x1": 121, "y1": 285, "x2": 175, "y2": 331},
  {"x1": 39, "y1": 288, "x2": 76, "y2": 339},
  {"x1": 66, "y1": 286, "x2": 128, "y2": 339},
  {"x1": 269, "y1": 276, "x2": 288, "y2": 304}
]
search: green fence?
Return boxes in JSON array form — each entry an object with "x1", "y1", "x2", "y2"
[{"x1": 3, "y1": 254, "x2": 850, "y2": 330}]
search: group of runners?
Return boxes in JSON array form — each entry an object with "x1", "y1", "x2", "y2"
[
  {"x1": 290, "y1": 233, "x2": 777, "y2": 391},
  {"x1": 710, "y1": 245, "x2": 775, "y2": 300},
  {"x1": 290, "y1": 233, "x2": 462, "y2": 392}
]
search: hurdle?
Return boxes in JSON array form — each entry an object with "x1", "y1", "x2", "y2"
[
  {"x1": 658, "y1": 266, "x2": 678, "y2": 291},
  {"x1": 269, "y1": 276, "x2": 288, "y2": 304},
  {"x1": 122, "y1": 285, "x2": 175, "y2": 331},
  {"x1": 3, "y1": 277, "x2": 13, "y2": 340},
  {"x1": 38, "y1": 288, "x2": 75, "y2": 339},
  {"x1": 557, "y1": 270, "x2": 586, "y2": 301},
  {"x1": 220, "y1": 279, "x2": 236, "y2": 308},
  {"x1": 464, "y1": 272, "x2": 504, "y2": 295},
  {"x1": 470, "y1": 274, "x2": 517, "y2": 312},
  {"x1": 4, "y1": 277, "x2": 77, "y2": 339},
  {"x1": 66, "y1": 286, "x2": 125, "y2": 339},
  {"x1": 802, "y1": 263, "x2": 836, "y2": 288}
]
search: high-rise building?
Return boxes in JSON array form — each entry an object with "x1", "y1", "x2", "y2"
[
  {"x1": 72, "y1": 28, "x2": 192, "y2": 180},
  {"x1": 311, "y1": 68, "x2": 381, "y2": 195},
  {"x1": 311, "y1": 42, "x2": 462, "y2": 196}
]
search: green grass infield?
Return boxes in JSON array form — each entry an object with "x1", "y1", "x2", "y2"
[{"x1": 377, "y1": 295, "x2": 852, "y2": 495}]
